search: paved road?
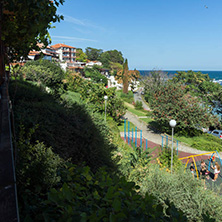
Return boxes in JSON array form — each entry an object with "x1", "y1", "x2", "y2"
[{"x1": 133, "y1": 89, "x2": 150, "y2": 111}]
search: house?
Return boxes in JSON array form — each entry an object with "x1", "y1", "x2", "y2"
[
  {"x1": 27, "y1": 45, "x2": 59, "y2": 61},
  {"x1": 86, "y1": 60, "x2": 102, "y2": 68},
  {"x1": 50, "y1": 43, "x2": 76, "y2": 63}
]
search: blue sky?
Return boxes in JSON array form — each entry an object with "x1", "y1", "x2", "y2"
[{"x1": 49, "y1": 0, "x2": 222, "y2": 70}]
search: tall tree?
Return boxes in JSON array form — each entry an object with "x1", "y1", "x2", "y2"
[
  {"x1": 122, "y1": 59, "x2": 129, "y2": 94},
  {"x1": 99, "y1": 51, "x2": 111, "y2": 69},
  {"x1": 171, "y1": 70, "x2": 222, "y2": 114},
  {"x1": 99, "y1": 50, "x2": 124, "y2": 65},
  {"x1": 76, "y1": 48, "x2": 87, "y2": 62},
  {"x1": 0, "y1": 0, "x2": 64, "y2": 84},
  {"x1": 142, "y1": 70, "x2": 168, "y2": 104},
  {"x1": 151, "y1": 81, "x2": 220, "y2": 135},
  {"x1": 85, "y1": 47, "x2": 103, "y2": 61},
  {"x1": 116, "y1": 59, "x2": 140, "y2": 93}
]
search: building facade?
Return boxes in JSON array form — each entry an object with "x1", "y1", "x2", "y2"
[{"x1": 50, "y1": 43, "x2": 76, "y2": 62}]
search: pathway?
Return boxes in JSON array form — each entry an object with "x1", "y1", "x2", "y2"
[
  {"x1": 122, "y1": 111, "x2": 222, "y2": 156},
  {"x1": 133, "y1": 89, "x2": 150, "y2": 111},
  {"x1": 121, "y1": 111, "x2": 222, "y2": 189}
]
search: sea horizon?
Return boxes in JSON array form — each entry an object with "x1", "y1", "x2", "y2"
[{"x1": 139, "y1": 70, "x2": 222, "y2": 81}]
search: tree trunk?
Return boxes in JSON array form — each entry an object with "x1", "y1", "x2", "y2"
[
  {"x1": 0, "y1": 2, "x2": 5, "y2": 85},
  {"x1": 123, "y1": 72, "x2": 128, "y2": 94}
]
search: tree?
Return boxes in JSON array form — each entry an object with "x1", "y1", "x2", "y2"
[
  {"x1": 83, "y1": 65, "x2": 108, "y2": 85},
  {"x1": 99, "y1": 51, "x2": 111, "y2": 69},
  {"x1": 76, "y1": 48, "x2": 87, "y2": 62},
  {"x1": 21, "y1": 60, "x2": 65, "y2": 95},
  {"x1": 0, "y1": 0, "x2": 64, "y2": 84},
  {"x1": 122, "y1": 59, "x2": 129, "y2": 94},
  {"x1": 151, "y1": 81, "x2": 220, "y2": 135},
  {"x1": 116, "y1": 59, "x2": 140, "y2": 94},
  {"x1": 142, "y1": 70, "x2": 168, "y2": 104},
  {"x1": 99, "y1": 49, "x2": 124, "y2": 65},
  {"x1": 171, "y1": 70, "x2": 222, "y2": 114},
  {"x1": 85, "y1": 47, "x2": 103, "y2": 61}
]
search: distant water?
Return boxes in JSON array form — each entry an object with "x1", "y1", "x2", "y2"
[{"x1": 139, "y1": 70, "x2": 222, "y2": 81}]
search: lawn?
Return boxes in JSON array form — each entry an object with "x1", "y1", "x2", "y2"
[
  {"x1": 124, "y1": 102, "x2": 148, "y2": 116},
  {"x1": 175, "y1": 133, "x2": 222, "y2": 152},
  {"x1": 116, "y1": 90, "x2": 134, "y2": 104}
]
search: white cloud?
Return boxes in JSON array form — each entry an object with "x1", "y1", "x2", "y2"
[
  {"x1": 64, "y1": 15, "x2": 105, "y2": 31},
  {"x1": 52, "y1": 35, "x2": 97, "y2": 42},
  {"x1": 64, "y1": 15, "x2": 87, "y2": 26}
]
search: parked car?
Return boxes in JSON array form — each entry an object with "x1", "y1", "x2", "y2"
[{"x1": 208, "y1": 130, "x2": 222, "y2": 139}]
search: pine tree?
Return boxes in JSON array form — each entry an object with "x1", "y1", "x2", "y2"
[{"x1": 123, "y1": 59, "x2": 129, "y2": 94}]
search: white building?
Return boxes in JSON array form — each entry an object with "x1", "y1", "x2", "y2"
[{"x1": 107, "y1": 75, "x2": 140, "y2": 91}]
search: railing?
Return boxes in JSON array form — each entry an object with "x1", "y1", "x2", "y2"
[{"x1": 161, "y1": 134, "x2": 179, "y2": 155}]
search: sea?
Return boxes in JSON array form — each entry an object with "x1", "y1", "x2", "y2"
[{"x1": 139, "y1": 70, "x2": 222, "y2": 84}]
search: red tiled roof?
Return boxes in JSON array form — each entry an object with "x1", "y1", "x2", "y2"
[
  {"x1": 69, "y1": 67, "x2": 84, "y2": 69},
  {"x1": 29, "y1": 51, "x2": 40, "y2": 56},
  {"x1": 51, "y1": 43, "x2": 76, "y2": 49}
]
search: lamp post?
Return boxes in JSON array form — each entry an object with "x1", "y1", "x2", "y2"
[
  {"x1": 104, "y1": 95, "x2": 108, "y2": 122},
  {"x1": 169, "y1": 119, "x2": 176, "y2": 174}
]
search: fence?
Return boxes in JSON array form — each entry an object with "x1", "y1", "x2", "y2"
[{"x1": 124, "y1": 119, "x2": 179, "y2": 154}]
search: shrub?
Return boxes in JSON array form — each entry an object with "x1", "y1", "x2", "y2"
[
  {"x1": 21, "y1": 60, "x2": 65, "y2": 95},
  {"x1": 135, "y1": 100, "x2": 143, "y2": 110},
  {"x1": 10, "y1": 80, "x2": 115, "y2": 172},
  {"x1": 30, "y1": 164, "x2": 187, "y2": 221},
  {"x1": 158, "y1": 146, "x2": 182, "y2": 172},
  {"x1": 16, "y1": 125, "x2": 63, "y2": 194},
  {"x1": 140, "y1": 166, "x2": 222, "y2": 221},
  {"x1": 116, "y1": 90, "x2": 134, "y2": 104}
]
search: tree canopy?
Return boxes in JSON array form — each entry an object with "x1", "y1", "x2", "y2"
[
  {"x1": 1, "y1": 0, "x2": 64, "y2": 62},
  {"x1": 150, "y1": 81, "x2": 220, "y2": 135},
  {"x1": 21, "y1": 60, "x2": 65, "y2": 95},
  {"x1": 171, "y1": 70, "x2": 222, "y2": 114},
  {"x1": 85, "y1": 47, "x2": 103, "y2": 61},
  {"x1": 0, "y1": 0, "x2": 64, "y2": 84},
  {"x1": 76, "y1": 48, "x2": 87, "y2": 62}
]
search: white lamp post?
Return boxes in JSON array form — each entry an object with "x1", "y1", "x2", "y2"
[
  {"x1": 104, "y1": 95, "x2": 108, "y2": 122},
  {"x1": 169, "y1": 119, "x2": 176, "y2": 174}
]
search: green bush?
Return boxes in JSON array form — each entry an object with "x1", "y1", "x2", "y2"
[
  {"x1": 177, "y1": 133, "x2": 222, "y2": 152},
  {"x1": 22, "y1": 60, "x2": 65, "y2": 95},
  {"x1": 10, "y1": 80, "x2": 115, "y2": 172},
  {"x1": 84, "y1": 65, "x2": 108, "y2": 85},
  {"x1": 116, "y1": 90, "x2": 134, "y2": 104},
  {"x1": 158, "y1": 147, "x2": 182, "y2": 172},
  {"x1": 60, "y1": 90, "x2": 82, "y2": 105},
  {"x1": 140, "y1": 166, "x2": 222, "y2": 222},
  {"x1": 28, "y1": 164, "x2": 187, "y2": 222},
  {"x1": 16, "y1": 126, "x2": 62, "y2": 193},
  {"x1": 135, "y1": 100, "x2": 143, "y2": 110}
]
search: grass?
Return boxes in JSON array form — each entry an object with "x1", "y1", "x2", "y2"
[
  {"x1": 116, "y1": 90, "x2": 134, "y2": 104},
  {"x1": 124, "y1": 102, "x2": 148, "y2": 116},
  {"x1": 175, "y1": 133, "x2": 222, "y2": 152}
]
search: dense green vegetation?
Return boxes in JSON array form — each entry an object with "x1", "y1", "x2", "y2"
[
  {"x1": 21, "y1": 60, "x2": 65, "y2": 95},
  {"x1": 116, "y1": 90, "x2": 134, "y2": 104},
  {"x1": 143, "y1": 70, "x2": 221, "y2": 136},
  {"x1": 4, "y1": 1, "x2": 222, "y2": 220},
  {"x1": 84, "y1": 65, "x2": 108, "y2": 85},
  {"x1": 10, "y1": 62, "x2": 222, "y2": 221}
]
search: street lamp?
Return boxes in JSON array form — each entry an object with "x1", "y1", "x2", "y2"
[
  {"x1": 104, "y1": 95, "x2": 108, "y2": 122},
  {"x1": 169, "y1": 119, "x2": 176, "y2": 174}
]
